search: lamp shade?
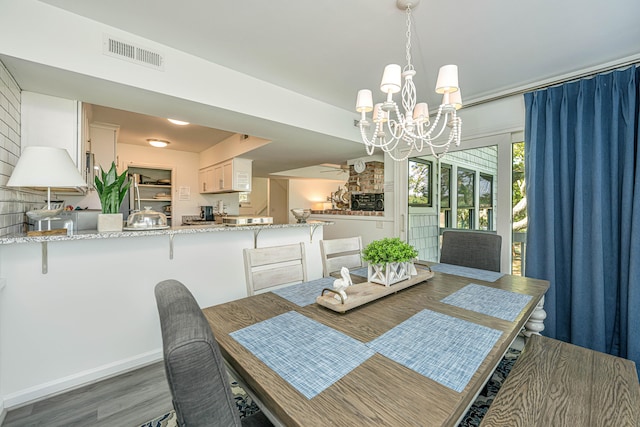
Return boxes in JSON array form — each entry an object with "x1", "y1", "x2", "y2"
[
  {"x1": 380, "y1": 64, "x2": 402, "y2": 94},
  {"x1": 372, "y1": 103, "x2": 388, "y2": 123},
  {"x1": 7, "y1": 146, "x2": 87, "y2": 188},
  {"x1": 413, "y1": 102, "x2": 429, "y2": 121},
  {"x1": 449, "y1": 90, "x2": 463, "y2": 110},
  {"x1": 435, "y1": 64, "x2": 459, "y2": 94},
  {"x1": 356, "y1": 89, "x2": 374, "y2": 112}
]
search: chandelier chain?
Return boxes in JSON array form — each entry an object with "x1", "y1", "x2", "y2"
[{"x1": 404, "y1": 5, "x2": 413, "y2": 73}]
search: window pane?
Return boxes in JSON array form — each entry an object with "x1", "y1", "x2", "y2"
[
  {"x1": 457, "y1": 167, "x2": 474, "y2": 208},
  {"x1": 479, "y1": 208, "x2": 493, "y2": 231},
  {"x1": 479, "y1": 173, "x2": 493, "y2": 208},
  {"x1": 512, "y1": 141, "x2": 526, "y2": 276},
  {"x1": 441, "y1": 164, "x2": 451, "y2": 208},
  {"x1": 408, "y1": 159, "x2": 432, "y2": 206},
  {"x1": 456, "y1": 208, "x2": 473, "y2": 229}
]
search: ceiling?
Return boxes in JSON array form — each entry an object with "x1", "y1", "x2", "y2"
[
  {"x1": 88, "y1": 105, "x2": 235, "y2": 154},
  {"x1": 7, "y1": 0, "x2": 640, "y2": 176}
]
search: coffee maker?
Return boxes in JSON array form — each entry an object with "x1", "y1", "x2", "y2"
[{"x1": 200, "y1": 206, "x2": 214, "y2": 221}]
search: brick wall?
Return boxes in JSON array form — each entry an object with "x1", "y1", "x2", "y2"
[
  {"x1": 348, "y1": 161, "x2": 384, "y2": 193},
  {"x1": 0, "y1": 60, "x2": 43, "y2": 236}
]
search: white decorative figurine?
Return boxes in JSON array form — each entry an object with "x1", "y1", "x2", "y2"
[{"x1": 333, "y1": 266, "x2": 353, "y2": 301}]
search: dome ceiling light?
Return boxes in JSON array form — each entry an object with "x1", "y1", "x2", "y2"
[
  {"x1": 167, "y1": 118, "x2": 189, "y2": 125},
  {"x1": 147, "y1": 139, "x2": 170, "y2": 148}
]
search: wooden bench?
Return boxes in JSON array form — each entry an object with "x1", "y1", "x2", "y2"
[{"x1": 480, "y1": 334, "x2": 640, "y2": 426}]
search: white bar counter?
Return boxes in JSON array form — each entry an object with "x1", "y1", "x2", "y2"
[{"x1": 0, "y1": 221, "x2": 331, "y2": 409}]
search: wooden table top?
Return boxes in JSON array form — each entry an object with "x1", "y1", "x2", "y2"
[{"x1": 203, "y1": 270, "x2": 549, "y2": 427}]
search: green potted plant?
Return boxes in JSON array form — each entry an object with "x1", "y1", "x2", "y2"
[
  {"x1": 362, "y1": 237, "x2": 418, "y2": 286},
  {"x1": 94, "y1": 162, "x2": 130, "y2": 232}
]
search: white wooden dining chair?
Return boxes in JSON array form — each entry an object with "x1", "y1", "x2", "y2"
[
  {"x1": 319, "y1": 236, "x2": 364, "y2": 277},
  {"x1": 243, "y1": 242, "x2": 308, "y2": 296}
]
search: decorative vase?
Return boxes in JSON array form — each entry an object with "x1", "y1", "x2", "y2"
[
  {"x1": 98, "y1": 213, "x2": 123, "y2": 232},
  {"x1": 368, "y1": 262, "x2": 411, "y2": 286}
]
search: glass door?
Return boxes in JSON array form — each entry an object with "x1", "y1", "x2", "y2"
[{"x1": 407, "y1": 145, "x2": 499, "y2": 263}]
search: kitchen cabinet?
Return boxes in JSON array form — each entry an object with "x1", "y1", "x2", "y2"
[
  {"x1": 21, "y1": 91, "x2": 88, "y2": 190},
  {"x1": 128, "y1": 166, "x2": 173, "y2": 225},
  {"x1": 199, "y1": 158, "x2": 252, "y2": 193},
  {"x1": 199, "y1": 165, "x2": 215, "y2": 193}
]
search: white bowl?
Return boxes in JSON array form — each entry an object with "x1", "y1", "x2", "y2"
[{"x1": 291, "y1": 208, "x2": 311, "y2": 223}]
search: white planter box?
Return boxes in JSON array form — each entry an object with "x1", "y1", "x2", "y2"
[
  {"x1": 368, "y1": 262, "x2": 411, "y2": 286},
  {"x1": 97, "y1": 213, "x2": 123, "y2": 232}
]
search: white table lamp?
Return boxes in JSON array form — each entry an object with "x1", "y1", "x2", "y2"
[{"x1": 7, "y1": 146, "x2": 87, "y2": 220}]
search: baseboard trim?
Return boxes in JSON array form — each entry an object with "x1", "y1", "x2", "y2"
[
  {"x1": 0, "y1": 398, "x2": 6, "y2": 426},
  {"x1": 3, "y1": 349, "x2": 163, "y2": 409}
]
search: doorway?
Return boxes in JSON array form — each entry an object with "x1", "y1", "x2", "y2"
[{"x1": 269, "y1": 178, "x2": 289, "y2": 224}]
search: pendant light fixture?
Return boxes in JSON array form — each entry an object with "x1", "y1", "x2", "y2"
[{"x1": 355, "y1": 0, "x2": 462, "y2": 160}]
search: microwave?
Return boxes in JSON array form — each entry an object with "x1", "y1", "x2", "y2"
[
  {"x1": 351, "y1": 193, "x2": 384, "y2": 211},
  {"x1": 28, "y1": 210, "x2": 101, "y2": 233}
]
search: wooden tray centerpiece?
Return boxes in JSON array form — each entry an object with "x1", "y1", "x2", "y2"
[{"x1": 316, "y1": 266, "x2": 434, "y2": 313}]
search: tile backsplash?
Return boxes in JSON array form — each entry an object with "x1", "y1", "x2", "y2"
[{"x1": 0, "y1": 60, "x2": 44, "y2": 236}]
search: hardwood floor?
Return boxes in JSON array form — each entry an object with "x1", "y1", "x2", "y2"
[{"x1": 2, "y1": 362, "x2": 172, "y2": 427}]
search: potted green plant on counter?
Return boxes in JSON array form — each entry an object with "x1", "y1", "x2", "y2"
[
  {"x1": 95, "y1": 162, "x2": 130, "y2": 232},
  {"x1": 362, "y1": 237, "x2": 418, "y2": 286}
]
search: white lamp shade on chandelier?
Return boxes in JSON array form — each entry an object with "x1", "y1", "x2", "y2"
[{"x1": 356, "y1": 0, "x2": 463, "y2": 160}]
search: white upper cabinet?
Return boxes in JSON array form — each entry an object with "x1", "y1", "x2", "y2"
[
  {"x1": 21, "y1": 91, "x2": 87, "y2": 185},
  {"x1": 199, "y1": 157, "x2": 252, "y2": 193}
]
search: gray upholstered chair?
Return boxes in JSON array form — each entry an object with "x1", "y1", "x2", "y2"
[
  {"x1": 154, "y1": 279, "x2": 272, "y2": 427},
  {"x1": 439, "y1": 230, "x2": 502, "y2": 272}
]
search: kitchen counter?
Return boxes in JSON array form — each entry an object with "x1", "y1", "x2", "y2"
[
  {"x1": 0, "y1": 219, "x2": 331, "y2": 407},
  {"x1": 0, "y1": 220, "x2": 333, "y2": 245}
]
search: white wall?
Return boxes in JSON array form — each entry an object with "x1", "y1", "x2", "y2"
[
  {"x1": 0, "y1": 225, "x2": 324, "y2": 407},
  {"x1": 288, "y1": 178, "x2": 347, "y2": 222},
  {"x1": 0, "y1": 0, "x2": 359, "y2": 144},
  {"x1": 65, "y1": 143, "x2": 219, "y2": 221},
  {"x1": 119, "y1": 143, "x2": 214, "y2": 221},
  {"x1": 199, "y1": 134, "x2": 270, "y2": 168},
  {"x1": 312, "y1": 215, "x2": 395, "y2": 248}
]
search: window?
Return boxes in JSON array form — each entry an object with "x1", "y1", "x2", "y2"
[
  {"x1": 408, "y1": 159, "x2": 432, "y2": 207},
  {"x1": 440, "y1": 163, "x2": 451, "y2": 228},
  {"x1": 456, "y1": 167, "x2": 475, "y2": 229},
  {"x1": 479, "y1": 173, "x2": 494, "y2": 230},
  {"x1": 512, "y1": 141, "x2": 526, "y2": 275}
]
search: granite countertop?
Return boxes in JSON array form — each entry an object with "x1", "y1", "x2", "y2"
[{"x1": 0, "y1": 220, "x2": 333, "y2": 245}]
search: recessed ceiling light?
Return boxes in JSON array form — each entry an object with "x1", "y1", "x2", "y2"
[
  {"x1": 147, "y1": 139, "x2": 170, "y2": 148},
  {"x1": 167, "y1": 118, "x2": 189, "y2": 125}
]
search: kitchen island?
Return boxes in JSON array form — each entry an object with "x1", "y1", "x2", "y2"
[{"x1": 0, "y1": 221, "x2": 332, "y2": 409}]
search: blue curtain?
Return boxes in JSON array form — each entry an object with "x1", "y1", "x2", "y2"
[{"x1": 524, "y1": 66, "x2": 640, "y2": 373}]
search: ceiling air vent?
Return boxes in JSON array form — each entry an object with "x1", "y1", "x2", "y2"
[{"x1": 103, "y1": 35, "x2": 165, "y2": 71}]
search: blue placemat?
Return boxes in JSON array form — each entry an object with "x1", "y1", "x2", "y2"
[
  {"x1": 272, "y1": 277, "x2": 335, "y2": 306},
  {"x1": 440, "y1": 283, "x2": 533, "y2": 322},
  {"x1": 367, "y1": 309, "x2": 502, "y2": 392},
  {"x1": 230, "y1": 311, "x2": 374, "y2": 399},
  {"x1": 430, "y1": 263, "x2": 504, "y2": 282}
]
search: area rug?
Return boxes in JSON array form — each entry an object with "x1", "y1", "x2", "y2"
[
  {"x1": 139, "y1": 348, "x2": 520, "y2": 427},
  {"x1": 138, "y1": 379, "x2": 260, "y2": 427}
]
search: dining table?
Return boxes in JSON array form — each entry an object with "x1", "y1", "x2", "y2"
[{"x1": 202, "y1": 264, "x2": 549, "y2": 427}]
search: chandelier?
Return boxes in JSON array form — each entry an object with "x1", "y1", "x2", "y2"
[{"x1": 355, "y1": 0, "x2": 462, "y2": 161}]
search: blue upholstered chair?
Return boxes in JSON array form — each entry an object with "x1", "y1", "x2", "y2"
[
  {"x1": 439, "y1": 230, "x2": 502, "y2": 272},
  {"x1": 154, "y1": 279, "x2": 272, "y2": 427}
]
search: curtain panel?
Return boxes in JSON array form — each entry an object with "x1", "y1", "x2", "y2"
[{"x1": 524, "y1": 66, "x2": 640, "y2": 372}]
